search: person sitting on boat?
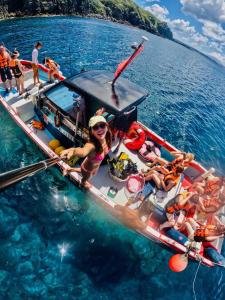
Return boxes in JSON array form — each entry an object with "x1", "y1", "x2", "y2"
[
  {"x1": 45, "y1": 57, "x2": 61, "y2": 82},
  {"x1": 143, "y1": 165, "x2": 184, "y2": 192},
  {"x1": 191, "y1": 175, "x2": 224, "y2": 197},
  {"x1": 0, "y1": 43, "x2": 12, "y2": 93},
  {"x1": 60, "y1": 115, "x2": 112, "y2": 189},
  {"x1": 198, "y1": 183, "x2": 225, "y2": 215},
  {"x1": 159, "y1": 192, "x2": 199, "y2": 231},
  {"x1": 147, "y1": 151, "x2": 194, "y2": 171},
  {"x1": 9, "y1": 50, "x2": 25, "y2": 95},
  {"x1": 184, "y1": 215, "x2": 225, "y2": 243}
]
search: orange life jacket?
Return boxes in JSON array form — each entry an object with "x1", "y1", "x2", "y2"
[
  {"x1": 204, "y1": 178, "x2": 221, "y2": 195},
  {"x1": 170, "y1": 157, "x2": 183, "y2": 168},
  {"x1": 0, "y1": 52, "x2": 9, "y2": 68},
  {"x1": 166, "y1": 201, "x2": 192, "y2": 214},
  {"x1": 32, "y1": 120, "x2": 44, "y2": 130},
  {"x1": 194, "y1": 225, "x2": 225, "y2": 238},
  {"x1": 164, "y1": 173, "x2": 180, "y2": 187}
]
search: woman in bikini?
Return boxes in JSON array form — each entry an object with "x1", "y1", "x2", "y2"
[
  {"x1": 60, "y1": 115, "x2": 112, "y2": 189},
  {"x1": 9, "y1": 50, "x2": 25, "y2": 95}
]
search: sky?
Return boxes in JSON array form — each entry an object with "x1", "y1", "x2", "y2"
[{"x1": 135, "y1": 0, "x2": 225, "y2": 66}]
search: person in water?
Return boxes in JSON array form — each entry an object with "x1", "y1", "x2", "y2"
[
  {"x1": 0, "y1": 44, "x2": 12, "y2": 93},
  {"x1": 60, "y1": 115, "x2": 112, "y2": 189},
  {"x1": 45, "y1": 57, "x2": 61, "y2": 82},
  {"x1": 32, "y1": 41, "x2": 42, "y2": 85},
  {"x1": 9, "y1": 50, "x2": 25, "y2": 95},
  {"x1": 142, "y1": 165, "x2": 184, "y2": 192}
]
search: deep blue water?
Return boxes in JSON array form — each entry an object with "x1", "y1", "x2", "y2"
[{"x1": 0, "y1": 16, "x2": 225, "y2": 300}]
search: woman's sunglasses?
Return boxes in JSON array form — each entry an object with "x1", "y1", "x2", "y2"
[{"x1": 92, "y1": 123, "x2": 107, "y2": 131}]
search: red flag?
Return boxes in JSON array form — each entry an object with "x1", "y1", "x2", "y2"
[{"x1": 114, "y1": 45, "x2": 144, "y2": 79}]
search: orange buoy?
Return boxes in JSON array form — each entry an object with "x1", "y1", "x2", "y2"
[{"x1": 169, "y1": 254, "x2": 188, "y2": 272}]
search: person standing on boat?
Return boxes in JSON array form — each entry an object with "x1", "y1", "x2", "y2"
[
  {"x1": 32, "y1": 41, "x2": 42, "y2": 85},
  {"x1": 0, "y1": 44, "x2": 12, "y2": 93},
  {"x1": 9, "y1": 50, "x2": 25, "y2": 95},
  {"x1": 60, "y1": 115, "x2": 112, "y2": 189}
]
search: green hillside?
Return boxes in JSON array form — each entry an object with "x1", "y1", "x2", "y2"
[{"x1": 0, "y1": 0, "x2": 173, "y2": 39}]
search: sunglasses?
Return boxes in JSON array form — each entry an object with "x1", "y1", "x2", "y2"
[{"x1": 92, "y1": 123, "x2": 107, "y2": 131}]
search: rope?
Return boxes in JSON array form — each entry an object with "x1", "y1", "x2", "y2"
[
  {"x1": 192, "y1": 260, "x2": 201, "y2": 300},
  {"x1": 192, "y1": 258, "x2": 225, "y2": 300}
]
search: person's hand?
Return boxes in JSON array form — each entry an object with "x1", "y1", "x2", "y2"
[
  {"x1": 95, "y1": 107, "x2": 105, "y2": 116},
  {"x1": 60, "y1": 148, "x2": 75, "y2": 160}
]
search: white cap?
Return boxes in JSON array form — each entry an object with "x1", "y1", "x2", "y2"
[{"x1": 88, "y1": 115, "x2": 107, "y2": 128}]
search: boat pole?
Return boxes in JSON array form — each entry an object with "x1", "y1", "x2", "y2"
[
  {"x1": 112, "y1": 36, "x2": 148, "y2": 86},
  {"x1": 0, "y1": 157, "x2": 59, "y2": 191}
]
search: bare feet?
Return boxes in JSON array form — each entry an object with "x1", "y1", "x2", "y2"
[{"x1": 80, "y1": 181, "x2": 92, "y2": 189}]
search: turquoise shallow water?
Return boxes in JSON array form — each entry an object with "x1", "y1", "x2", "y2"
[{"x1": 0, "y1": 16, "x2": 225, "y2": 300}]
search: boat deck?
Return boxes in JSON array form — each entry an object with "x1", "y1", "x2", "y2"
[{"x1": 1, "y1": 65, "x2": 224, "y2": 266}]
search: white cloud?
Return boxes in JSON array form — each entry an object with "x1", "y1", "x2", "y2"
[
  {"x1": 202, "y1": 20, "x2": 225, "y2": 43},
  {"x1": 143, "y1": 2, "x2": 225, "y2": 66},
  {"x1": 169, "y1": 19, "x2": 195, "y2": 35},
  {"x1": 208, "y1": 51, "x2": 225, "y2": 64},
  {"x1": 180, "y1": 0, "x2": 225, "y2": 23},
  {"x1": 145, "y1": 4, "x2": 169, "y2": 21}
]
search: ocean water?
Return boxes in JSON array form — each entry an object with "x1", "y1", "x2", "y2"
[{"x1": 0, "y1": 16, "x2": 225, "y2": 300}]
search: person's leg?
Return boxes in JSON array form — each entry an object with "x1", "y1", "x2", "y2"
[
  {"x1": 6, "y1": 67, "x2": 12, "y2": 90},
  {"x1": 143, "y1": 169, "x2": 158, "y2": 180},
  {"x1": 150, "y1": 173, "x2": 162, "y2": 189},
  {"x1": 81, "y1": 168, "x2": 92, "y2": 189},
  {"x1": 51, "y1": 70, "x2": 58, "y2": 81},
  {"x1": 37, "y1": 68, "x2": 40, "y2": 83},
  {"x1": 48, "y1": 70, "x2": 52, "y2": 82},
  {"x1": 62, "y1": 167, "x2": 81, "y2": 177},
  {"x1": 20, "y1": 76, "x2": 25, "y2": 93},
  {"x1": 0, "y1": 69, "x2": 8, "y2": 91},
  {"x1": 174, "y1": 211, "x2": 185, "y2": 230},
  {"x1": 184, "y1": 221, "x2": 195, "y2": 240},
  {"x1": 159, "y1": 213, "x2": 176, "y2": 230},
  {"x1": 191, "y1": 182, "x2": 205, "y2": 194},
  {"x1": 32, "y1": 64, "x2": 36, "y2": 84},
  {"x1": 8, "y1": 79, "x2": 12, "y2": 90},
  {"x1": 187, "y1": 217, "x2": 199, "y2": 229},
  {"x1": 15, "y1": 78, "x2": 20, "y2": 93},
  {"x1": 32, "y1": 64, "x2": 38, "y2": 85},
  {"x1": 14, "y1": 76, "x2": 19, "y2": 91},
  {"x1": 205, "y1": 234, "x2": 224, "y2": 242}
]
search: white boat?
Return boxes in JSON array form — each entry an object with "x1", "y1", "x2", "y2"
[{"x1": 1, "y1": 59, "x2": 224, "y2": 269}]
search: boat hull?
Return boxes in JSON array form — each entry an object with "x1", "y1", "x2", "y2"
[{"x1": 0, "y1": 60, "x2": 219, "y2": 268}]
